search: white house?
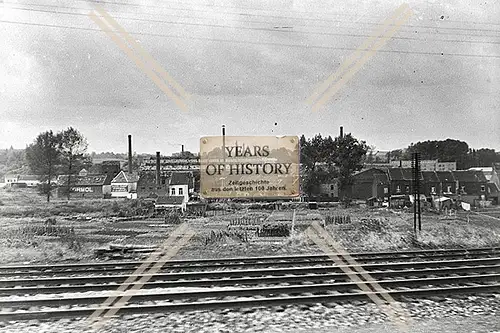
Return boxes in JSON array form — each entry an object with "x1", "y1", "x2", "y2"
[
  {"x1": 168, "y1": 172, "x2": 192, "y2": 204},
  {"x1": 110, "y1": 171, "x2": 139, "y2": 199},
  {"x1": 4, "y1": 174, "x2": 40, "y2": 187}
]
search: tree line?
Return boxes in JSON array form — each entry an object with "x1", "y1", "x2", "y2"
[
  {"x1": 366, "y1": 139, "x2": 500, "y2": 170},
  {"x1": 25, "y1": 128, "x2": 89, "y2": 202},
  {"x1": 6, "y1": 127, "x2": 500, "y2": 203}
]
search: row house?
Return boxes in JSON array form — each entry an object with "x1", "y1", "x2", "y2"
[{"x1": 349, "y1": 167, "x2": 494, "y2": 206}]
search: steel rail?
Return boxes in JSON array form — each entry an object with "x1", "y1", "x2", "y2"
[
  {"x1": 1, "y1": 247, "x2": 498, "y2": 273},
  {"x1": 1, "y1": 249, "x2": 498, "y2": 277},
  {"x1": 1, "y1": 284, "x2": 500, "y2": 322},
  {"x1": 1, "y1": 264, "x2": 499, "y2": 296},
  {"x1": 2, "y1": 257, "x2": 500, "y2": 288},
  {"x1": 1, "y1": 273, "x2": 499, "y2": 309}
]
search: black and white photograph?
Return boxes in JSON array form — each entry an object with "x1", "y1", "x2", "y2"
[{"x1": 0, "y1": 0, "x2": 499, "y2": 332}]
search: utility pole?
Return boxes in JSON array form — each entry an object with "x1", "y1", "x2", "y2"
[{"x1": 412, "y1": 152, "x2": 422, "y2": 232}]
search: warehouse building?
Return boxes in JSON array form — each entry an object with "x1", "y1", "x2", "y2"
[{"x1": 56, "y1": 174, "x2": 109, "y2": 199}]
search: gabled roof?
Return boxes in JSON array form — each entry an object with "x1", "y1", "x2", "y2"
[
  {"x1": 453, "y1": 170, "x2": 487, "y2": 182},
  {"x1": 169, "y1": 172, "x2": 191, "y2": 185},
  {"x1": 57, "y1": 174, "x2": 107, "y2": 186},
  {"x1": 18, "y1": 175, "x2": 39, "y2": 181},
  {"x1": 387, "y1": 168, "x2": 422, "y2": 181},
  {"x1": 111, "y1": 171, "x2": 139, "y2": 183},
  {"x1": 421, "y1": 171, "x2": 439, "y2": 183},
  {"x1": 435, "y1": 171, "x2": 455, "y2": 183},
  {"x1": 156, "y1": 196, "x2": 184, "y2": 205}
]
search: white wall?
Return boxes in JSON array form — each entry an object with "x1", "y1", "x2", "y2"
[{"x1": 169, "y1": 184, "x2": 189, "y2": 203}]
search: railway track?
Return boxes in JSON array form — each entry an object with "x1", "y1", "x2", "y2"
[
  {"x1": 0, "y1": 247, "x2": 499, "y2": 322},
  {"x1": 1, "y1": 246, "x2": 499, "y2": 277}
]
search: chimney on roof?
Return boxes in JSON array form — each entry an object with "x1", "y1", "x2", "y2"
[
  {"x1": 156, "y1": 152, "x2": 161, "y2": 186},
  {"x1": 181, "y1": 145, "x2": 184, "y2": 153},
  {"x1": 340, "y1": 126, "x2": 344, "y2": 138},
  {"x1": 128, "y1": 135, "x2": 132, "y2": 174}
]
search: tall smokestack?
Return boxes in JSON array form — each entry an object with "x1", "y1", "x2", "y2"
[
  {"x1": 128, "y1": 135, "x2": 132, "y2": 174},
  {"x1": 181, "y1": 145, "x2": 184, "y2": 153},
  {"x1": 340, "y1": 126, "x2": 344, "y2": 138},
  {"x1": 156, "y1": 151, "x2": 161, "y2": 186}
]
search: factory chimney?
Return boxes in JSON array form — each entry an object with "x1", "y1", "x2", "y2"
[
  {"x1": 340, "y1": 126, "x2": 344, "y2": 138},
  {"x1": 181, "y1": 145, "x2": 184, "y2": 153},
  {"x1": 156, "y1": 152, "x2": 161, "y2": 186},
  {"x1": 128, "y1": 135, "x2": 132, "y2": 174}
]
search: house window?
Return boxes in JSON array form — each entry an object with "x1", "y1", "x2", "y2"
[
  {"x1": 481, "y1": 185, "x2": 486, "y2": 192},
  {"x1": 461, "y1": 186, "x2": 465, "y2": 193},
  {"x1": 396, "y1": 185, "x2": 401, "y2": 193},
  {"x1": 447, "y1": 186, "x2": 451, "y2": 193},
  {"x1": 431, "y1": 186, "x2": 436, "y2": 194},
  {"x1": 330, "y1": 184, "x2": 334, "y2": 190},
  {"x1": 162, "y1": 179, "x2": 166, "y2": 185},
  {"x1": 171, "y1": 188, "x2": 176, "y2": 195},
  {"x1": 157, "y1": 187, "x2": 161, "y2": 190},
  {"x1": 405, "y1": 186, "x2": 410, "y2": 193},
  {"x1": 384, "y1": 187, "x2": 388, "y2": 194},
  {"x1": 179, "y1": 188, "x2": 183, "y2": 195},
  {"x1": 141, "y1": 186, "x2": 146, "y2": 190}
]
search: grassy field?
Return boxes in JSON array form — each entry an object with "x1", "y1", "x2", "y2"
[{"x1": 1, "y1": 187, "x2": 500, "y2": 264}]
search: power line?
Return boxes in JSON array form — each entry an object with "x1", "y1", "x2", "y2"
[
  {"x1": 2, "y1": 18, "x2": 500, "y2": 59},
  {"x1": 5, "y1": 4, "x2": 500, "y2": 46},
  {"x1": 71, "y1": 0, "x2": 500, "y2": 29},
  {"x1": 9, "y1": 0, "x2": 500, "y2": 35}
]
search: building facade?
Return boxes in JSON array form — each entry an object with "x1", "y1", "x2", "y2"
[{"x1": 111, "y1": 171, "x2": 139, "y2": 199}]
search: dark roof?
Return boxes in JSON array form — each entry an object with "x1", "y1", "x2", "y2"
[
  {"x1": 112, "y1": 171, "x2": 139, "y2": 183},
  {"x1": 354, "y1": 168, "x2": 389, "y2": 183},
  {"x1": 138, "y1": 173, "x2": 157, "y2": 185},
  {"x1": 421, "y1": 171, "x2": 439, "y2": 183},
  {"x1": 57, "y1": 175, "x2": 107, "y2": 186},
  {"x1": 156, "y1": 196, "x2": 184, "y2": 205},
  {"x1": 169, "y1": 172, "x2": 191, "y2": 185},
  {"x1": 435, "y1": 171, "x2": 455, "y2": 183},
  {"x1": 452, "y1": 170, "x2": 487, "y2": 182},
  {"x1": 387, "y1": 168, "x2": 422, "y2": 181},
  {"x1": 18, "y1": 175, "x2": 39, "y2": 181},
  {"x1": 487, "y1": 183, "x2": 499, "y2": 194}
]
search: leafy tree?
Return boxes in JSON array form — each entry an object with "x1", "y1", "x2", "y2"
[
  {"x1": 299, "y1": 133, "x2": 367, "y2": 200},
  {"x1": 299, "y1": 134, "x2": 337, "y2": 197},
  {"x1": 25, "y1": 130, "x2": 61, "y2": 202},
  {"x1": 331, "y1": 134, "x2": 368, "y2": 201},
  {"x1": 406, "y1": 139, "x2": 469, "y2": 169},
  {"x1": 59, "y1": 127, "x2": 89, "y2": 200}
]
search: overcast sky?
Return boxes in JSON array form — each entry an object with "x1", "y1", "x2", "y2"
[{"x1": 1, "y1": 0, "x2": 499, "y2": 155}]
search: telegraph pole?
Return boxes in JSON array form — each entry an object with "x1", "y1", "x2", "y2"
[{"x1": 412, "y1": 152, "x2": 422, "y2": 232}]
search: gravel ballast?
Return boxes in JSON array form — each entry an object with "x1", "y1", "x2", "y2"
[{"x1": 1, "y1": 294, "x2": 499, "y2": 333}]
